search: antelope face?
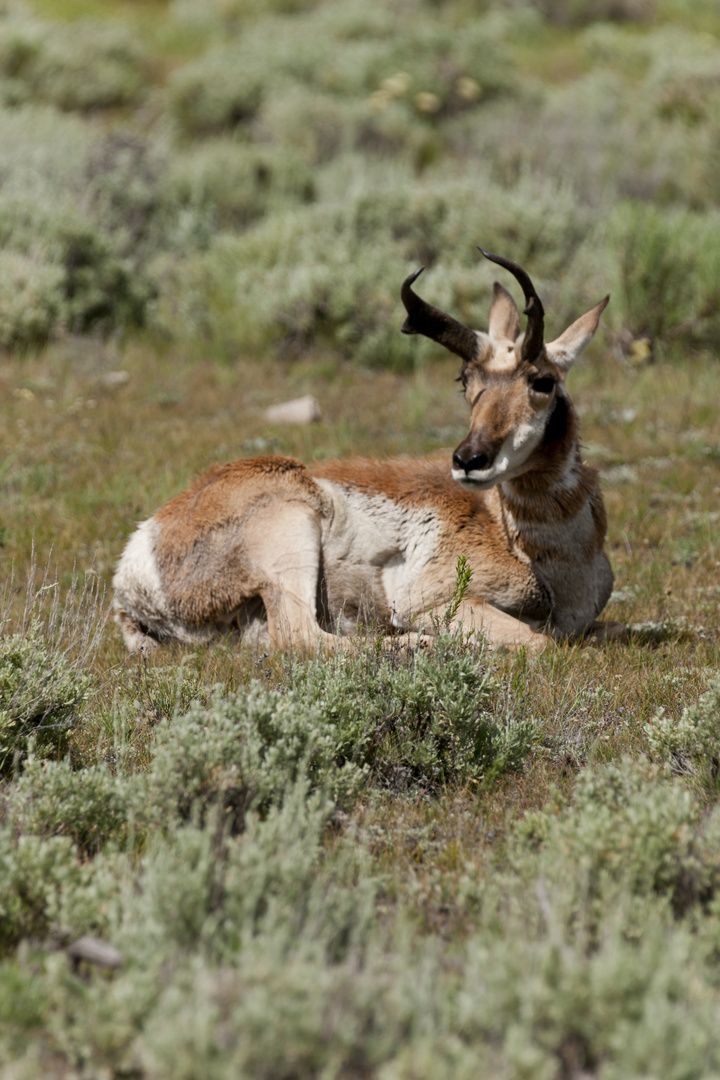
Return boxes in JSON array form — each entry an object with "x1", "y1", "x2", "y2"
[
  {"x1": 400, "y1": 249, "x2": 608, "y2": 491},
  {"x1": 452, "y1": 352, "x2": 560, "y2": 488}
]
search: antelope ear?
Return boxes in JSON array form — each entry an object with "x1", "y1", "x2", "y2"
[
  {"x1": 487, "y1": 282, "x2": 521, "y2": 343},
  {"x1": 545, "y1": 295, "x2": 609, "y2": 376}
]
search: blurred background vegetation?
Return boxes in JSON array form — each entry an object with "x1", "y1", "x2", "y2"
[{"x1": 0, "y1": 0, "x2": 719, "y2": 367}]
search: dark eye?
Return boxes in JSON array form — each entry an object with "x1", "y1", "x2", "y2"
[{"x1": 531, "y1": 376, "x2": 556, "y2": 394}]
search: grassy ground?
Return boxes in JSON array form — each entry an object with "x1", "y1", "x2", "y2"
[{"x1": 2, "y1": 0, "x2": 720, "y2": 1075}]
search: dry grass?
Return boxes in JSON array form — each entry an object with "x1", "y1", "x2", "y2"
[{"x1": 2, "y1": 326, "x2": 718, "y2": 784}]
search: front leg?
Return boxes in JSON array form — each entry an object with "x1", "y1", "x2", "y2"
[{"x1": 448, "y1": 597, "x2": 549, "y2": 654}]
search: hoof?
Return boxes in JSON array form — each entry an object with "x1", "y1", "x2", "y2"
[
  {"x1": 114, "y1": 609, "x2": 159, "y2": 654},
  {"x1": 582, "y1": 620, "x2": 629, "y2": 645}
]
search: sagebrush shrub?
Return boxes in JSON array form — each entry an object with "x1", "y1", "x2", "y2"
[
  {"x1": 511, "y1": 757, "x2": 712, "y2": 915},
  {"x1": 0, "y1": 122, "x2": 215, "y2": 348},
  {"x1": 167, "y1": 0, "x2": 516, "y2": 142},
  {"x1": 144, "y1": 682, "x2": 366, "y2": 828},
  {"x1": 182, "y1": 169, "x2": 588, "y2": 367},
  {"x1": 610, "y1": 201, "x2": 720, "y2": 344},
  {"x1": 0, "y1": 828, "x2": 83, "y2": 950},
  {"x1": 168, "y1": 48, "x2": 266, "y2": 136},
  {"x1": 0, "y1": 16, "x2": 147, "y2": 112},
  {"x1": 0, "y1": 193, "x2": 156, "y2": 344},
  {"x1": 10, "y1": 755, "x2": 130, "y2": 856},
  {"x1": 646, "y1": 679, "x2": 720, "y2": 793},
  {"x1": 0, "y1": 630, "x2": 93, "y2": 769},
  {"x1": 258, "y1": 87, "x2": 363, "y2": 164},
  {"x1": 0, "y1": 104, "x2": 93, "y2": 195},
  {"x1": 59, "y1": 217, "x2": 156, "y2": 334},
  {"x1": 168, "y1": 140, "x2": 316, "y2": 227},
  {"x1": 646, "y1": 32, "x2": 720, "y2": 124},
  {"x1": 84, "y1": 133, "x2": 175, "y2": 258},
  {"x1": 470, "y1": 899, "x2": 719, "y2": 1080},
  {"x1": 0, "y1": 250, "x2": 63, "y2": 351},
  {"x1": 125, "y1": 779, "x2": 374, "y2": 962},
  {"x1": 532, "y1": 0, "x2": 655, "y2": 25},
  {"x1": 292, "y1": 633, "x2": 536, "y2": 790},
  {"x1": 0, "y1": 0, "x2": 717, "y2": 363},
  {"x1": 377, "y1": 14, "x2": 517, "y2": 113},
  {"x1": 133, "y1": 633, "x2": 533, "y2": 834}
]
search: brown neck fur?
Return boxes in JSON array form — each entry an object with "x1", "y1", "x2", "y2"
[{"x1": 500, "y1": 393, "x2": 597, "y2": 526}]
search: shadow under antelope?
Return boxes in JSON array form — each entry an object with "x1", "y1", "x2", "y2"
[{"x1": 113, "y1": 249, "x2": 622, "y2": 655}]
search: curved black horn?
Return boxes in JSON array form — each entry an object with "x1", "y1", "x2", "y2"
[
  {"x1": 401, "y1": 267, "x2": 481, "y2": 365},
  {"x1": 478, "y1": 248, "x2": 545, "y2": 362}
]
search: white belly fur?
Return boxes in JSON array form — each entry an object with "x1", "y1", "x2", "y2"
[{"x1": 316, "y1": 480, "x2": 441, "y2": 629}]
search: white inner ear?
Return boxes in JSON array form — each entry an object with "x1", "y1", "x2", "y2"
[
  {"x1": 487, "y1": 282, "x2": 521, "y2": 345},
  {"x1": 545, "y1": 296, "x2": 609, "y2": 376},
  {"x1": 545, "y1": 335, "x2": 594, "y2": 377}
]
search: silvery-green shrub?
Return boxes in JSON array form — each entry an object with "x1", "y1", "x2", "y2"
[
  {"x1": 533, "y1": 0, "x2": 655, "y2": 26},
  {"x1": 610, "y1": 201, "x2": 720, "y2": 344},
  {"x1": 0, "y1": 828, "x2": 83, "y2": 950},
  {"x1": 184, "y1": 168, "x2": 587, "y2": 367},
  {"x1": 646, "y1": 679, "x2": 720, "y2": 793},
  {"x1": 0, "y1": 16, "x2": 147, "y2": 112},
  {"x1": 0, "y1": 195, "x2": 153, "y2": 345},
  {"x1": 144, "y1": 682, "x2": 366, "y2": 828},
  {"x1": 292, "y1": 633, "x2": 536, "y2": 790},
  {"x1": 0, "y1": 631, "x2": 93, "y2": 769},
  {"x1": 511, "y1": 757, "x2": 712, "y2": 915},
  {"x1": 0, "y1": 250, "x2": 63, "y2": 351},
  {"x1": 168, "y1": 48, "x2": 266, "y2": 136},
  {"x1": 122, "y1": 778, "x2": 374, "y2": 962},
  {"x1": 168, "y1": 140, "x2": 316, "y2": 228},
  {"x1": 10, "y1": 755, "x2": 130, "y2": 857}
]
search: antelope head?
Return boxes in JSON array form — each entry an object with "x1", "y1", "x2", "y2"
[{"x1": 401, "y1": 250, "x2": 609, "y2": 489}]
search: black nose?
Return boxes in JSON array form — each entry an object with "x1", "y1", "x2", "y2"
[{"x1": 453, "y1": 449, "x2": 491, "y2": 474}]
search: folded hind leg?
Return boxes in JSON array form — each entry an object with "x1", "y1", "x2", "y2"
[{"x1": 250, "y1": 502, "x2": 346, "y2": 653}]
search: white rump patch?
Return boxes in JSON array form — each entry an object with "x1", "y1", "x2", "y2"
[
  {"x1": 113, "y1": 519, "x2": 163, "y2": 605},
  {"x1": 112, "y1": 518, "x2": 174, "y2": 635}
]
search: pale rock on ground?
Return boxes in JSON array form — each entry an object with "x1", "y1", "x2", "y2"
[{"x1": 265, "y1": 394, "x2": 321, "y2": 425}]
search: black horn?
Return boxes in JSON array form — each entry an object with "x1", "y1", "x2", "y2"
[
  {"x1": 478, "y1": 248, "x2": 545, "y2": 362},
  {"x1": 401, "y1": 267, "x2": 481, "y2": 365}
]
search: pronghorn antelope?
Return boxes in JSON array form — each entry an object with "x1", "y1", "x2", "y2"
[{"x1": 113, "y1": 250, "x2": 615, "y2": 655}]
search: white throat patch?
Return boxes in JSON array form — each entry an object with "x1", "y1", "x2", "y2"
[{"x1": 452, "y1": 408, "x2": 548, "y2": 487}]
